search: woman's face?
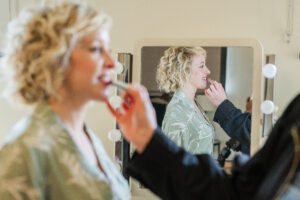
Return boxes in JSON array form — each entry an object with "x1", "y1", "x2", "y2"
[
  {"x1": 190, "y1": 54, "x2": 211, "y2": 89},
  {"x1": 66, "y1": 28, "x2": 114, "y2": 102}
]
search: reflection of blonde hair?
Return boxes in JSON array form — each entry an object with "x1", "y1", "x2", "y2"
[
  {"x1": 156, "y1": 46, "x2": 206, "y2": 93},
  {"x1": 1, "y1": 0, "x2": 111, "y2": 105}
]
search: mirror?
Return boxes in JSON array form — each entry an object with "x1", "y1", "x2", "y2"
[
  {"x1": 129, "y1": 39, "x2": 263, "y2": 197},
  {"x1": 132, "y1": 38, "x2": 264, "y2": 155}
]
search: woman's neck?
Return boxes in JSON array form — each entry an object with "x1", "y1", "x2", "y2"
[
  {"x1": 49, "y1": 93, "x2": 88, "y2": 135},
  {"x1": 181, "y1": 83, "x2": 197, "y2": 102}
]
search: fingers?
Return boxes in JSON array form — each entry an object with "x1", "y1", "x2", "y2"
[
  {"x1": 208, "y1": 79, "x2": 225, "y2": 93},
  {"x1": 206, "y1": 80, "x2": 226, "y2": 98},
  {"x1": 125, "y1": 84, "x2": 145, "y2": 100},
  {"x1": 205, "y1": 88, "x2": 212, "y2": 97},
  {"x1": 122, "y1": 93, "x2": 134, "y2": 109},
  {"x1": 125, "y1": 84, "x2": 151, "y2": 107},
  {"x1": 206, "y1": 80, "x2": 217, "y2": 95},
  {"x1": 106, "y1": 82, "x2": 154, "y2": 124},
  {"x1": 210, "y1": 83, "x2": 218, "y2": 93},
  {"x1": 106, "y1": 88, "x2": 136, "y2": 122},
  {"x1": 105, "y1": 99, "x2": 122, "y2": 118}
]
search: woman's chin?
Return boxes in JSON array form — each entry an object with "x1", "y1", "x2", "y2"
[
  {"x1": 198, "y1": 85, "x2": 207, "y2": 90},
  {"x1": 90, "y1": 84, "x2": 115, "y2": 102},
  {"x1": 90, "y1": 91, "x2": 108, "y2": 102},
  {"x1": 92, "y1": 96, "x2": 107, "y2": 103}
]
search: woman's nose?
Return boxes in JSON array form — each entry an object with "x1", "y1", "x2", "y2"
[
  {"x1": 205, "y1": 66, "x2": 211, "y2": 75},
  {"x1": 104, "y1": 52, "x2": 115, "y2": 70}
]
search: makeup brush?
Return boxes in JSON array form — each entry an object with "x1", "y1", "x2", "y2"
[{"x1": 110, "y1": 79, "x2": 129, "y2": 91}]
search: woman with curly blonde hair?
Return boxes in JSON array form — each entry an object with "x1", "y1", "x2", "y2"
[
  {"x1": 156, "y1": 46, "x2": 214, "y2": 154},
  {"x1": 0, "y1": 1, "x2": 130, "y2": 199}
]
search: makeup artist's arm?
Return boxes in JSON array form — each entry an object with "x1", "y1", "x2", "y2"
[{"x1": 205, "y1": 80, "x2": 251, "y2": 154}]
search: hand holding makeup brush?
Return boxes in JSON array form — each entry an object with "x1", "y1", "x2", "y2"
[
  {"x1": 205, "y1": 79, "x2": 228, "y2": 107},
  {"x1": 106, "y1": 83, "x2": 157, "y2": 153}
]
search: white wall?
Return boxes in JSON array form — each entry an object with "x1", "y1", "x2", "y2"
[
  {"x1": 226, "y1": 47, "x2": 253, "y2": 110},
  {"x1": 93, "y1": 0, "x2": 299, "y2": 115},
  {"x1": 0, "y1": 0, "x2": 299, "y2": 198},
  {"x1": 0, "y1": 1, "x2": 10, "y2": 49}
]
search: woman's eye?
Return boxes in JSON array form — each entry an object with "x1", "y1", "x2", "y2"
[
  {"x1": 89, "y1": 47, "x2": 102, "y2": 53},
  {"x1": 199, "y1": 65, "x2": 204, "y2": 68}
]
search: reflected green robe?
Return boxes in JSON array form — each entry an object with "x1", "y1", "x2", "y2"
[
  {"x1": 162, "y1": 91, "x2": 214, "y2": 155},
  {"x1": 0, "y1": 102, "x2": 130, "y2": 200}
]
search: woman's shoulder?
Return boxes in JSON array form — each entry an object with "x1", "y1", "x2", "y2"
[
  {"x1": 1, "y1": 114, "x2": 59, "y2": 154},
  {"x1": 166, "y1": 96, "x2": 190, "y2": 113},
  {"x1": 2, "y1": 116, "x2": 36, "y2": 145},
  {"x1": 0, "y1": 116, "x2": 50, "y2": 166},
  {"x1": 164, "y1": 105, "x2": 188, "y2": 123}
]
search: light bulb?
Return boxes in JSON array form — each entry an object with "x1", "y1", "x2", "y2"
[
  {"x1": 108, "y1": 129, "x2": 122, "y2": 142},
  {"x1": 114, "y1": 61, "x2": 124, "y2": 74},
  {"x1": 262, "y1": 64, "x2": 277, "y2": 79},
  {"x1": 109, "y1": 95, "x2": 122, "y2": 109},
  {"x1": 260, "y1": 100, "x2": 275, "y2": 114}
]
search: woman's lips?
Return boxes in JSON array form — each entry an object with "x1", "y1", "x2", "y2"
[{"x1": 99, "y1": 75, "x2": 112, "y2": 86}]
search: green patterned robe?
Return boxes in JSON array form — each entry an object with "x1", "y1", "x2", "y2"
[
  {"x1": 162, "y1": 91, "x2": 214, "y2": 155},
  {"x1": 0, "y1": 102, "x2": 130, "y2": 200}
]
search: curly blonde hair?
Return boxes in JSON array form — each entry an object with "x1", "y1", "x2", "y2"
[
  {"x1": 156, "y1": 46, "x2": 206, "y2": 93},
  {"x1": 1, "y1": 0, "x2": 111, "y2": 105}
]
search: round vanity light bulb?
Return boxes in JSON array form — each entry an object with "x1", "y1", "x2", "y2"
[
  {"x1": 260, "y1": 100, "x2": 275, "y2": 115},
  {"x1": 108, "y1": 129, "x2": 122, "y2": 142},
  {"x1": 262, "y1": 64, "x2": 277, "y2": 79},
  {"x1": 109, "y1": 95, "x2": 122, "y2": 109},
  {"x1": 114, "y1": 61, "x2": 124, "y2": 74}
]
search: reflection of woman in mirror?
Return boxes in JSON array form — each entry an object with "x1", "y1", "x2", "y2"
[
  {"x1": 0, "y1": 1, "x2": 130, "y2": 199},
  {"x1": 156, "y1": 46, "x2": 214, "y2": 154}
]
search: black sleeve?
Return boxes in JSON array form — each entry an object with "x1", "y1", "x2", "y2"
[
  {"x1": 126, "y1": 128, "x2": 236, "y2": 200},
  {"x1": 213, "y1": 100, "x2": 251, "y2": 154},
  {"x1": 126, "y1": 94, "x2": 300, "y2": 200}
]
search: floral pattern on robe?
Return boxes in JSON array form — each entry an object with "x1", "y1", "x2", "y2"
[{"x1": 162, "y1": 91, "x2": 214, "y2": 154}]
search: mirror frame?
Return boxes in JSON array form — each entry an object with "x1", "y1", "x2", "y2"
[{"x1": 133, "y1": 38, "x2": 264, "y2": 155}]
